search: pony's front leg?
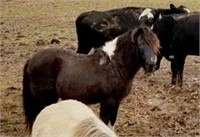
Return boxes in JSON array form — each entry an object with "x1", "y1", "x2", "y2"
[
  {"x1": 109, "y1": 101, "x2": 120, "y2": 131},
  {"x1": 100, "y1": 100, "x2": 120, "y2": 131},
  {"x1": 100, "y1": 102, "x2": 110, "y2": 125}
]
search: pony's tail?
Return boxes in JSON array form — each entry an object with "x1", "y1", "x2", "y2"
[
  {"x1": 22, "y1": 59, "x2": 60, "y2": 132},
  {"x1": 22, "y1": 60, "x2": 37, "y2": 132}
]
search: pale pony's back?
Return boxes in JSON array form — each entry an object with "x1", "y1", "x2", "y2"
[{"x1": 32, "y1": 99, "x2": 117, "y2": 137}]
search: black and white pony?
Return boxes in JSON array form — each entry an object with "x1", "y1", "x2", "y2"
[
  {"x1": 142, "y1": 12, "x2": 199, "y2": 86},
  {"x1": 22, "y1": 27, "x2": 160, "y2": 131},
  {"x1": 32, "y1": 100, "x2": 118, "y2": 137},
  {"x1": 75, "y1": 4, "x2": 190, "y2": 54}
]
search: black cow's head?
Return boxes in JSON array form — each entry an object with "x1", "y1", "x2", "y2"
[
  {"x1": 139, "y1": 4, "x2": 190, "y2": 29},
  {"x1": 169, "y1": 4, "x2": 190, "y2": 14},
  {"x1": 142, "y1": 13, "x2": 178, "y2": 55}
]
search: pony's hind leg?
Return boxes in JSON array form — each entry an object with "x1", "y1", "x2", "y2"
[
  {"x1": 38, "y1": 89, "x2": 59, "y2": 108},
  {"x1": 26, "y1": 87, "x2": 58, "y2": 131}
]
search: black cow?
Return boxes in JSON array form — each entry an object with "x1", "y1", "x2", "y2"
[
  {"x1": 76, "y1": 4, "x2": 190, "y2": 54},
  {"x1": 147, "y1": 12, "x2": 199, "y2": 86}
]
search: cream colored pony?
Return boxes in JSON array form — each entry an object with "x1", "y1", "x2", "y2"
[{"x1": 32, "y1": 99, "x2": 118, "y2": 137}]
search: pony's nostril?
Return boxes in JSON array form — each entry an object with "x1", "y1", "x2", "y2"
[
  {"x1": 145, "y1": 62, "x2": 155, "y2": 72},
  {"x1": 145, "y1": 62, "x2": 148, "y2": 67},
  {"x1": 145, "y1": 62, "x2": 150, "y2": 70}
]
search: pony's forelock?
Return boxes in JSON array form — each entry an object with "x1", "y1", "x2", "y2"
[{"x1": 142, "y1": 27, "x2": 161, "y2": 55}]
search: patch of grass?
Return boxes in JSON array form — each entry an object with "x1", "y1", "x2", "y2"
[{"x1": 1, "y1": 0, "x2": 199, "y2": 47}]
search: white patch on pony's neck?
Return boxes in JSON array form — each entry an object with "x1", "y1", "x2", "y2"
[
  {"x1": 99, "y1": 58, "x2": 107, "y2": 65},
  {"x1": 102, "y1": 37, "x2": 118, "y2": 59},
  {"x1": 139, "y1": 8, "x2": 154, "y2": 20},
  {"x1": 183, "y1": 8, "x2": 190, "y2": 13}
]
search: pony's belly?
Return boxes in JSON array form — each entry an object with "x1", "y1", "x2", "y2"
[{"x1": 57, "y1": 86, "x2": 108, "y2": 104}]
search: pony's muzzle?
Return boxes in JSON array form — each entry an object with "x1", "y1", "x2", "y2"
[{"x1": 145, "y1": 62, "x2": 156, "y2": 72}]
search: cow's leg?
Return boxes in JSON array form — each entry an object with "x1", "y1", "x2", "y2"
[
  {"x1": 171, "y1": 60, "x2": 178, "y2": 85},
  {"x1": 177, "y1": 56, "x2": 186, "y2": 87},
  {"x1": 177, "y1": 69, "x2": 183, "y2": 87},
  {"x1": 171, "y1": 55, "x2": 186, "y2": 87},
  {"x1": 155, "y1": 54, "x2": 163, "y2": 70}
]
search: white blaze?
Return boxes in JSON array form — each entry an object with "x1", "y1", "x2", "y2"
[{"x1": 151, "y1": 55, "x2": 157, "y2": 63}]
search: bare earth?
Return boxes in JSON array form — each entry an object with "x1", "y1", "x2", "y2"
[{"x1": 0, "y1": 0, "x2": 200, "y2": 136}]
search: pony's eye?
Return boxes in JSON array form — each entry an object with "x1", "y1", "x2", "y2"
[{"x1": 138, "y1": 45, "x2": 144, "y2": 54}]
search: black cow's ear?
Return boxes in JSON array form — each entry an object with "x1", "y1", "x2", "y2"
[
  {"x1": 131, "y1": 28, "x2": 143, "y2": 43},
  {"x1": 170, "y1": 4, "x2": 176, "y2": 10},
  {"x1": 154, "y1": 10, "x2": 162, "y2": 21}
]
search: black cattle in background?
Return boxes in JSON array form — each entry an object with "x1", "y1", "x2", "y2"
[
  {"x1": 76, "y1": 4, "x2": 190, "y2": 54},
  {"x1": 146, "y1": 12, "x2": 199, "y2": 86}
]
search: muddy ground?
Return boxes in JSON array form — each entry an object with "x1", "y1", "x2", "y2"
[{"x1": 0, "y1": 0, "x2": 200, "y2": 136}]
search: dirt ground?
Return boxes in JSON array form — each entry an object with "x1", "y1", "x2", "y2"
[{"x1": 0, "y1": 0, "x2": 200, "y2": 136}]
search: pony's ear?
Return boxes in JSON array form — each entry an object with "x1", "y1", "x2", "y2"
[
  {"x1": 131, "y1": 28, "x2": 143, "y2": 43},
  {"x1": 170, "y1": 4, "x2": 176, "y2": 10}
]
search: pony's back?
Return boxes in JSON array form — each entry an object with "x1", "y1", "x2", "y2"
[{"x1": 32, "y1": 99, "x2": 117, "y2": 137}]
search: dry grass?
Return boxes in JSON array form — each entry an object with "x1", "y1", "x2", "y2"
[
  {"x1": 1, "y1": 0, "x2": 199, "y2": 46},
  {"x1": 1, "y1": 0, "x2": 200, "y2": 136}
]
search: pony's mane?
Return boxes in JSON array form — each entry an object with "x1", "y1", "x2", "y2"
[
  {"x1": 100, "y1": 27, "x2": 161, "y2": 60},
  {"x1": 72, "y1": 118, "x2": 116, "y2": 137},
  {"x1": 139, "y1": 27, "x2": 161, "y2": 54}
]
